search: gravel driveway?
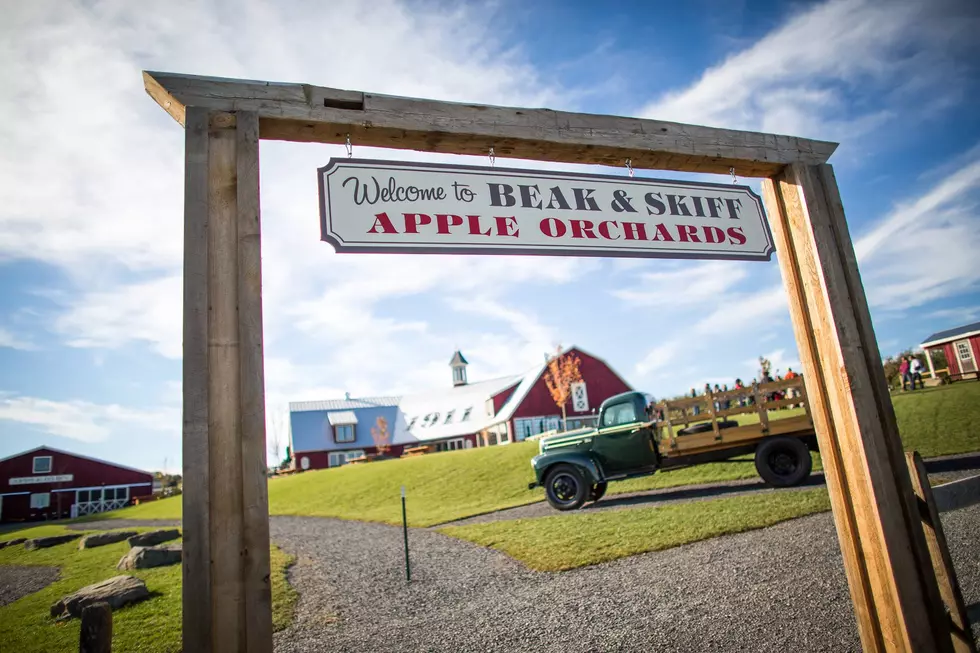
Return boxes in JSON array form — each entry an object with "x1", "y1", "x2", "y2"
[
  {"x1": 271, "y1": 506, "x2": 980, "y2": 652},
  {"x1": 0, "y1": 565, "x2": 60, "y2": 607}
]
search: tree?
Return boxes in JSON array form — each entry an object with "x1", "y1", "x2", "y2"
[
  {"x1": 543, "y1": 345, "x2": 583, "y2": 430},
  {"x1": 371, "y1": 416, "x2": 391, "y2": 457},
  {"x1": 267, "y1": 408, "x2": 286, "y2": 469}
]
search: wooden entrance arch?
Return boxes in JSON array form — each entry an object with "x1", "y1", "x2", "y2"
[{"x1": 143, "y1": 71, "x2": 956, "y2": 653}]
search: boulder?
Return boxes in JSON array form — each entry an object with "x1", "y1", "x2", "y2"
[
  {"x1": 79, "y1": 531, "x2": 138, "y2": 549},
  {"x1": 117, "y1": 543, "x2": 182, "y2": 570},
  {"x1": 25, "y1": 534, "x2": 81, "y2": 550},
  {"x1": 0, "y1": 538, "x2": 26, "y2": 549},
  {"x1": 50, "y1": 575, "x2": 148, "y2": 619},
  {"x1": 126, "y1": 529, "x2": 180, "y2": 548}
]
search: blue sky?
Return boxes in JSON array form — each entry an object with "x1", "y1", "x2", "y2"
[{"x1": 1, "y1": 0, "x2": 979, "y2": 472}]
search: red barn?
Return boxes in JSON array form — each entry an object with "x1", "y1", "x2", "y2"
[
  {"x1": 921, "y1": 321, "x2": 980, "y2": 381},
  {"x1": 0, "y1": 446, "x2": 153, "y2": 523},
  {"x1": 289, "y1": 345, "x2": 633, "y2": 469}
]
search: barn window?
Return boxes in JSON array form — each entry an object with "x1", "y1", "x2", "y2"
[
  {"x1": 32, "y1": 456, "x2": 52, "y2": 474},
  {"x1": 334, "y1": 424, "x2": 355, "y2": 443},
  {"x1": 30, "y1": 493, "x2": 50, "y2": 509},
  {"x1": 461, "y1": 407, "x2": 472, "y2": 421},
  {"x1": 444, "y1": 410, "x2": 455, "y2": 424}
]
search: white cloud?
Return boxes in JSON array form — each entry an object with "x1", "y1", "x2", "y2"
[
  {"x1": 0, "y1": 394, "x2": 178, "y2": 443},
  {"x1": 613, "y1": 261, "x2": 749, "y2": 308},
  {"x1": 855, "y1": 147, "x2": 980, "y2": 310},
  {"x1": 0, "y1": 328, "x2": 38, "y2": 351},
  {"x1": 0, "y1": 0, "x2": 600, "y2": 411},
  {"x1": 640, "y1": 0, "x2": 979, "y2": 141}
]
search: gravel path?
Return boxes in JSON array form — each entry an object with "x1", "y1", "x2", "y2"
[
  {"x1": 0, "y1": 565, "x2": 60, "y2": 607},
  {"x1": 271, "y1": 507, "x2": 980, "y2": 652}
]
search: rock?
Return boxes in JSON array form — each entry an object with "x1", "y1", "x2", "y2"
[
  {"x1": 50, "y1": 575, "x2": 148, "y2": 619},
  {"x1": 25, "y1": 534, "x2": 81, "y2": 550},
  {"x1": 126, "y1": 529, "x2": 180, "y2": 548},
  {"x1": 0, "y1": 538, "x2": 26, "y2": 549},
  {"x1": 117, "y1": 543, "x2": 182, "y2": 570},
  {"x1": 79, "y1": 531, "x2": 138, "y2": 549}
]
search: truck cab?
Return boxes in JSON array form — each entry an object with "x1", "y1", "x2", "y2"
[{"x1": 529, "y1": 391, "x2": 661, "y2": 510}]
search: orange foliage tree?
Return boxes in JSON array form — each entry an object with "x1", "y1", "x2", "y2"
[
  {"x1": 543, "y1": 345, "x2": 583, "y2": 430},
  {"x1": 371, "y1": 416, "x2": 391, "y2": 457}
]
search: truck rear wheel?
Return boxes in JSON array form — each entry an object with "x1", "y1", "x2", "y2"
[
  {"x1": 544, "y1": 464, "x2": 588, "y2": 510},
  {"x1": 755, "y1": 436, "x2": 812, "y2": 487}
]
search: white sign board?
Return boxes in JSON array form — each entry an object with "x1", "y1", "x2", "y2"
[
  {"x1": 10, "y1": 474, "x2": 73, "y2": 485},
  {"x1": 319, "y1": 159, "x2": 773, "y2": 261},
  {"x1": 571, "y1": 381, "x2": 589, "y2": 412}
]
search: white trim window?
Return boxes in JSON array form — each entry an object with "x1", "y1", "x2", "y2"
[
  {"x1": 328, "y1": 450, "x2": 365, "y2": 467},
  {"x1": 32, "y1": 455, "x2": 53, "y2": 474},
  {"x1": 334, "y1": 424, "x2": 355, "y2": 443},
  {"x1": 514, "y1": 416, "x2": 561, "y2": 440},
  {"x1": 30, "y1": 492, "x2": 51, "y2": 509},
  {"x1": 436, "y1": 438, "x2": 466, "y2": 452}
]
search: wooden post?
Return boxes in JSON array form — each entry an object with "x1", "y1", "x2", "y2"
[
  {"x1": 79, "y1": 601, "x2": 112, "y2": 653},
  {"x1": 905, "y1": 452, "x2": 976, "y2": 653},
  {"x1": 762, "y1": 164, "x2": 951, "y2": 653},
  {"x1": 183, "y1": 107, "x2": 273, "y2": 653},
  {"x1": 925, "y1": 348, "x2": 937, "y2": 380}
]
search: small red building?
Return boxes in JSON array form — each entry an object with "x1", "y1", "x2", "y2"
[
  {"x1": 921, "y1": 321, "x2": 980, "y2": 381},
  {"x1": 0, "y1": 446, "x2": 153, "y2": 523}
]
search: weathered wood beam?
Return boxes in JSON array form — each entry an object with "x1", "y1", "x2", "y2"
[
  {"x1": 763, "y1": 164, "x2": 953, "y2": 653},
  {"x1": 143, "y1": 71, "x2": 837, "y2": 177},
  {"x1": 182, "y1": 106, "x2": 272, "y2": 653}
]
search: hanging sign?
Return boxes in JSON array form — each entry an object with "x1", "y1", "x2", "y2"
[{"x1": 318, "y1": 159, "x2": 773, "y2": 261}]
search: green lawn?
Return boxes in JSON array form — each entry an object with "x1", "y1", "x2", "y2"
[
  {"x1": 0, "y1": 526, "x2": 297, "y2": 653},
  {"x1": 98, "y1": 383, "x2": 979, "y2": 527},
  {"x1": 439, "y1": 488, "x2": 832, "y2": 571}
]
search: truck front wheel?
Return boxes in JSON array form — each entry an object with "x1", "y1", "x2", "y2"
[
  {"x1": 755, "y1": 436, "x2": 812, "y2": 487},
  {"x1": 544, "y1": 464, "x2": 588, "y2": 510}
]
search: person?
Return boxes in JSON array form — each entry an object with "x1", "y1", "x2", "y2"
[
  {"x1": 910, "y1": 357, "x2": 924, "y2": 390},
  {"x1": 899, "y1": 356, "x2": 910, "y2": 391},
  {"x1": 784, "y1": 368, "x2": 799, "y2": 407},
  {"x1": 690, "y1": 388, "x2": 700, "y2": 416}
]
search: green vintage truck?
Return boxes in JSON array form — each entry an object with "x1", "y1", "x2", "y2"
[{"x1": 528, "y1": 377, "x2": 817, "y2": 510}]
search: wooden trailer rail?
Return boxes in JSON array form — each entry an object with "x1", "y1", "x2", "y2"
[{"x1": 653, "y1": 377, "x2": 813, "y2": 455}]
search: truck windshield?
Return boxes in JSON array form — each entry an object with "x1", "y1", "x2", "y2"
[{"x1": 601, "y1": 402, "x2": 638, "y2": 427}]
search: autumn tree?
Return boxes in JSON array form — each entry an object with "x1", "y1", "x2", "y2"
[
  {"x1": 758, "y1": 356, "x2": 772, "y2": 380},
  {"x1": 543, "y1": 345, "x2": 583, "y2": 430},
  {"x1": 371, "y1": 416, "x2": 391, "y2": 457}
]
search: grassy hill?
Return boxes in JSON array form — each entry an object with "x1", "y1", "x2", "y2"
[{"x1": 102, "y1": 382, "x2": 980, "y2": 527}]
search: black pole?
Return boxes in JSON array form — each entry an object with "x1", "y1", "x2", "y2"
[{"x1": 401, "y1": 485, "x2": 411, "y2": 583}]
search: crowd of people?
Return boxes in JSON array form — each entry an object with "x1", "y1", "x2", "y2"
[{"x1": 686, "y1": 368, "x2": 802, "y2": 415}]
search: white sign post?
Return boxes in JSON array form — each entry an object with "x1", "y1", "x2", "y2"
[{"x1": 320, "y1": 159, "x2": 773, "y2": 261}]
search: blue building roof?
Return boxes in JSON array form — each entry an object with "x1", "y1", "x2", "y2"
[{"x1": 921, "y1": 321, "x2": 980, "y2": 346}]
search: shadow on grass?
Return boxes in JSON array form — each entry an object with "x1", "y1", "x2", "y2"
[{"x1": 582, "y1": 451, "x2": 980, "y2": 513}]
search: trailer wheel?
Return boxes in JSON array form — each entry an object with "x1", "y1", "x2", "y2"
[
  {"x1": 544, "y1": 464, "x2": 588, "y2": 510},
  {"x1": 589, "y1": 482, "x2": 608, "y2": 503},
  {"x1": 755, "y1": 437, "x2": 812, "y2": 487}
]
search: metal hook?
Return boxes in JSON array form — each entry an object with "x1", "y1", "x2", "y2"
[
  {"x1": 730, "y1": 167, "x2": 737, "y2": 185},
  {"x1": 345, "y1": 134, "x2": 353, "y2": 158},
  {"x1": 489, "y1": 146, "x2": 496, "y2": 168},
  {"x1": 626, "y1": 158, "x2": 634, "y2": 178}
]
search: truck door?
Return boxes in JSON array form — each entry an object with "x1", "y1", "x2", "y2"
[{"x1": 593, "y1": 400, "x2": 658, "y2": 474}]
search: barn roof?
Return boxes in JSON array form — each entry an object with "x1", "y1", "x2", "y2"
[
  {"x1": 921, "y1": 321, "x2": 980, "y2": 347},
  {"x1": 288, "y1": 396, "x2": 401, "y2": 412},
  {"x1": 0, "y1": 445, "x2": 152, "y2": 477}
]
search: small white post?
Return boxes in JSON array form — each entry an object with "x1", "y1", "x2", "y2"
[{"x1": 925, "y1": 347, "x2": 937, "y2": 379}]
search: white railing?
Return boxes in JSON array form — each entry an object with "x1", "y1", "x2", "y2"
[{"x1": 75, "y1": 498, "x2": 128, "y2": 516}]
